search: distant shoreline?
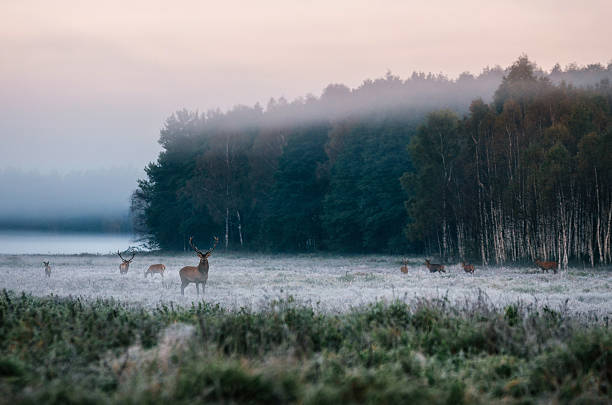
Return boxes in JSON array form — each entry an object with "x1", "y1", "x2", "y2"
[
  {"x1": 0, "y1": 216, "x2": 132, "y2": 234},
  {"x1": 0, "y1": 230, "x2": 137, "y2": 255}
]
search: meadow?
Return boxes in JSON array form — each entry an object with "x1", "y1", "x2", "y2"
[
  {"x1": 0, "y1": 253, "x2": 610, "y2": 315},
  {"x1": 1, "y1": 254, "x2": 611, "y2": 403}
]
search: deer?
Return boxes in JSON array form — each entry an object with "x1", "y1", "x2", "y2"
[
  {"x1": 425, "y1": 259, "x2": 446, "y2": 273},
  {"x1": 144, "y1": 264, "x2": 166, "y2": 278},
  {"x1": 43, "y1": 261, "x2": 51, "y2": 278},
  {"x1": 400, "y1": 258, "x2": 409, "y2": 274},
  {"x1": 462, "y1": 262, "x2": 475, "y2": 274},
  {"x1": 179, "y1": 236, "x2": 219, "y2": 296},
  {"x1": 117, "y1": 249, "x2": 135, "y2": 275},
  {"x1": 535, "y1": 259, "x2": 558, "y2": 274}
]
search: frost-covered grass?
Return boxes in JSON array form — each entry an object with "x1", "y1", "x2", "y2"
[
  {"x1": 1, "y1": 291, "x2": 610, "y2": 403},
  {"x1": 0, "y1": 253, "x2": 611, "y2": 316}
]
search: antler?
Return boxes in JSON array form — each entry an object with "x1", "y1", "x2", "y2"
[
  {"x1": 189, "y1": 236, "x2": 205, "y2": 256},
  {"x1": 204, "y1": 236, "x2": 219, "y2": 257},
  {"x1": 189, "y1": 236, "x2": 219, "y2": 257},
  {"x1": 117, "y1": 249, "x2": 135, "y2": 262}
]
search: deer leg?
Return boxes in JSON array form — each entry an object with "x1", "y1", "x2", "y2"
[
  {"x1": 181, "y1": 281, "x2": 188, "y2": 296},
  {"x1": 196, "y1": 283, "x2": 200, "y2": 295}
]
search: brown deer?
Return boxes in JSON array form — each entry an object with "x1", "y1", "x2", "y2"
[
  {"x1": 144, "y1": 264, "x2": 166, "y2": 278},
  {"x1": 462, "y1": 262, "x2": 475, "y2": 274},
  {"x1": 43, "y1": 261, "x2": 51, "y2": 278},
  {"x1": 179, "y1": 236, "x2": 219, "y2": 296},
  {"x1": 535, "y1": 259, "x2": 558, "y2": 274},
  {"x1": 117, "y1": 249, "x2": 135, "y2": 275},
  {"x1": 425, "y1": 259, "x2": 446, "y2": 273},
  {"x1": 400, "y1": 258, "x2": 409, "y2": 274}
]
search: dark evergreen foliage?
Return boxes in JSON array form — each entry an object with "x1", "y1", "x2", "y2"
[{"x1": 133, "y1": 58, "x2": 612, "y2": 258}]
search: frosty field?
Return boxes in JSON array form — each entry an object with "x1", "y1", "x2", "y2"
[{"x1": 1, "y1": 253, "x2": 611, "y2": 315}]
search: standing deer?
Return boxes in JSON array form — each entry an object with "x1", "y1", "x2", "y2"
[
  {"x1": 462, "y1": 262, "x2": 475, "y2": 274},
  {"x1": 145, "y1": 264, "x2": 166, "y2": 278},
  {"x1": 179, "y1": 236, "x2": 219, "y2": 296},
  {"x1": 535, "y1": 259, "x2": 558, "y2": 274},
  {"x1": 117, "y1": 249, "x2": 135, "y2": 275},
  {"x1": 43, "y1": 261, "x2": 51, "y2": 278},
  {"x1": 400, "y1": 258, "x2": 409, "y2": 274},
  {"x1": 425, "y1": 259, "x2": 446, "y2": 273}
]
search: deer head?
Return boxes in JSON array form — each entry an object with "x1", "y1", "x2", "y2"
[
  {"x1": 189, "y1": 236, "x2": 219, "y2": 262},
  {"x1": 117, "y1": 249, "x2": 135, "y2": 263}
]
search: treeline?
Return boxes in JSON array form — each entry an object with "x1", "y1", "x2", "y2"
[
  {"x1": 131, "y1": 111, "x2": 417, "y2": 252},
  {"x1": 406, "y1": 57, "x2": 612, "y2": 266},
  {"x1": 133, "y1": 57, "x2": 612, "y2": 263},
  {"x1": 131, "y1": 64, "x2": 511, "y2": 251}
]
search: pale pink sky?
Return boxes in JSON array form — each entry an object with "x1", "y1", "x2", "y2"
[{"x1": 1, "y1": 0, "x2": 611, "y2": 172}]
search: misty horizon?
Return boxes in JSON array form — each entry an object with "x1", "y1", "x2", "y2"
[
  {"x1": 0, "y1": 167, "x2": 140, "y2": 224},
  {"x1": 1, "y1": 58, "x2": 611, "y2": 230},
  {"x1": 2, "y1": 0, "x2": 612, "y2": 173},
  {"x1": 1, "y1": 58, "x2": 611, "y2": 175}
]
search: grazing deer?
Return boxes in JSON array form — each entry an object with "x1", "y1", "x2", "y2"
[
  {"x1": 462, "y1": 262, "x2": 475, "y2": 274},
  {"x1": 145, "y1": 264, "x2": 166, "y2": 278},
  {"x1": 535, "y1": 259, "x2": 558, "y2": 274},
  {"x1": 425, "y1": 259, "x2": 446, "y2": 273},
  {"x1": 400, "y1": 258, "x2": 409, "y2": 274},
  {"x1": 43, "y1": 261, "x2": 51, "y2": 278},
  {"x1": 179, "y1": 236, "x2": 219, "y2": 296},
  {"x1": 117, "y1": 249, "x2": 135, "y2": 275}
]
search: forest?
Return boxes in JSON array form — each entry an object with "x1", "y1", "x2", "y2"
[{"x1": 132, "y1": 57, "x2": 612, "y2": 265}]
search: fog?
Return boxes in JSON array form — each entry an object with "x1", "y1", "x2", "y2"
[
  {"x1": 1, "y1": 1, "x2": 611, "y2": 231},
  {"x1": 0, "y1": 167, "x2": 140, "y2": 230},
  {"x1": 1, "y1": 0, "x2": 611, "y2": 173}
]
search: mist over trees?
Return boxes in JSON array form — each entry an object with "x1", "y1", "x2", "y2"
[
  {"x1": 133, "y1": 58, "x2": 612, "y2": 264},
  {"x1": 405, "y1": 57, "x2": 612, "y2": 266}
]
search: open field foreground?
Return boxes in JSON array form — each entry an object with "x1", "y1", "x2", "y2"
[
  {"x1": 1, "y1": 291, "x2": 611, "y2": 403},
  {"x1": 0, "y1": 254, "x2": 611, "y2": 316}
]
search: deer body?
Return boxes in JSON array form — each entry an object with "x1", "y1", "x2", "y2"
[
  {"x1": 179, "y1": 261, "x2": 209, "y2": 295},
  {"x1": 535, "y1": 260, "x2": 558, "y2": 274},
  {"x1": 462, "y1": 262, "x2": 475, "y2": 274},
  {"x1": 117, "y1": 250, "x2": 135, "y2": 275},
  {"x1": 43, "y1": 261, "x2": 51, "y2": 278},
  {"x1": 400, "y1": 259, "x2": 408, "y2": 274},
  {"x1": 425, "y1": 259, "x2": 446, "y2": 273},
  {"x1": 145, "y1": 264, "x2": 166, "y2": 278},
  {"x1": 179, "y1": 236, "x2": 218, "y2": 296}
]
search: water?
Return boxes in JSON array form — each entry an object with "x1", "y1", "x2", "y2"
[{"x1": 0, "y1": 230, "x2": 136, "y2": 254}]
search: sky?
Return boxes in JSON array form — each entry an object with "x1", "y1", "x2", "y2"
[{"x1": 1, "y1": 0, "x2": 611, "y2": 175}]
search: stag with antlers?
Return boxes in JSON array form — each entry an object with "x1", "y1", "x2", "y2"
[
  {"x1": 425, "y1": 259, "x2": 446, "y2": 273},
  {"x1": 179, "y1": 236, "x2": 219, "y2": 295},
  {"x1": 43, "y1": 261, "x2": 51, "y2": 278},
  {"x1": 117, "y1": 249, "x2": 135, "y2": 275}
]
